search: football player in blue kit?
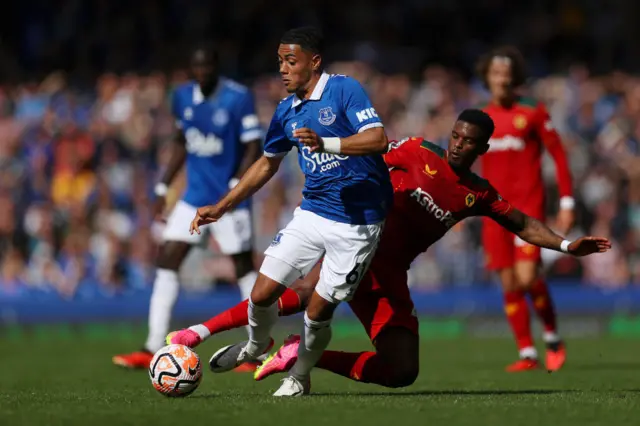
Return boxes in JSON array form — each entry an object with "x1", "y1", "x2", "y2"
[
  {"x1": 186, "y1": 26, "x2": 393, "y2": 396},
  {"x1": 113, "y1": 44, "x2": 263, "y2": 369}
]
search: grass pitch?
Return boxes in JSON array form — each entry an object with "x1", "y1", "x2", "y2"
[{"x1": 1, "y1": 327, "x2": 638, "y2": 426}]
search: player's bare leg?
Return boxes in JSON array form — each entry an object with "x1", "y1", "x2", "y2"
[
  {"x1": 258, "y1": 327, "x2": 419, "y2": 389},
  {"x1": 500, "y1": 267, "x2": 539, "y2": 372},
  {"x1": 515, "y1": 260, "x2": 564, "y2": 372},
  {"x1": 113, "y1": 241, "x2": 192, "y2": 369}
]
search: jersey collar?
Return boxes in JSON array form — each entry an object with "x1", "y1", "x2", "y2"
[
  {"x1": 192, "y1": 78, "x2": 224, "y2": 105},
  {"x1": 291, "y1": 72, "x2": 330, "y2": 108}
]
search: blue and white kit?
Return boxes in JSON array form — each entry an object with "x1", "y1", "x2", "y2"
[
  {"x1": 164, "y1": 78, "x2": 262, "y2": 254},
  {"x1": 261, "y1": 73, "x2": 392, "y2": 302}
]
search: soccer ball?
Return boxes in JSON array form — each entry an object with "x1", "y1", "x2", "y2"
[{"x1": 149, "y1": 344, "x2": 203, "y2": 397}]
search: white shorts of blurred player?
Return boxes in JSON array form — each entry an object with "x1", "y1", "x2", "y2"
[
  {"x1": 261, "y1": 207, "x2": 383, "y2": 304},
  {"x1": 162, "y1": 200, "x2": 253, "y2": 255}
]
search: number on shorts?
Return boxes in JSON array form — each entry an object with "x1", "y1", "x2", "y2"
[{"x1": 346, "y1": 261, "x2": 369, "y2": 285}]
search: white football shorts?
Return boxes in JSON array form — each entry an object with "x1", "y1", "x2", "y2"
[
  {"x1": 162, "y1": 200, "x2": 253, "y2": 255},
  {"x1": 260, "y1": 207, "x2": 383, "y2": 303}
]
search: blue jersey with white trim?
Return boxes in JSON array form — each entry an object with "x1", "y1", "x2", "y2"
[
  {"x1": 171, "y1": 78, "x2": 262, "y2": 207},
  {"x1": 263, "y1": 73, "x2": 392, "y2": 225}
]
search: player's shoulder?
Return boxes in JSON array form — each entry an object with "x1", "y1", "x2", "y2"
[
  {"x1": 417, "y1": 138, "x2": 447, "y2": 159},
  {"x1": 516, "y1": 96, "x2": 544, "y2": 110},
  {"x1": 172, "y1": 81, "x2": 196, "y2": 99},
  {"x1": 221, "y1": 77, "x2": 250, "y2": 95},
  {"x1": 326, "y1": 73, "x2": 364, "y2": 91},
  {"x1": 272, "y1": 94, "x2": 296, "y2": 118},
  {"x1": 465, "y1": 172, "x2": 492, "y2": 191}
]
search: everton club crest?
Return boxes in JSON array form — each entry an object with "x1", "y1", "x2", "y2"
[{"x1": 318, "y1": 107, "x2": 336, "y2": 126}]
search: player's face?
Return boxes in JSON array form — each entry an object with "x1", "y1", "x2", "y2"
[
  {"x1": 487, "y1": 57, "x2": 513, "y2": 100},
  {"x1": 447, "y1": 121, "x2": 489, "y2": 169},
  {"x1": 191, "y1": 50, "x2": 217, "y2": 92},
  {"x1": 277, "y1": 44, "x2": 319, "y2": 93}
]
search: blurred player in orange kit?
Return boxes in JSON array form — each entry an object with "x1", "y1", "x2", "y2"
[{"x1": 477, "y1": 47, "x2": 575, "y2": 372}]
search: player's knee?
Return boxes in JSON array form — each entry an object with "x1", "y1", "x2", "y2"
[
  {"x1": 232, "y1": 251, "x2": 255, "y2": 278},
  {"x1": 155, "y1": 243, "x2": 187, "y2": 271},
  {"x1": 499, "y1": 268, "x2": 518, "y2": 292},
  {"x1": 387, "y1": 364, "x2": 419, "y2": 388},
  {"x1": 250, "y1": 274, "x2": 286, "y2": 307}
]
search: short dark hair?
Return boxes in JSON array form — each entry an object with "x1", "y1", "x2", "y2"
[
  {"x1": 280, "y1": 26, "x2": 324, "y2": 55},
  {"x1": 457, "y1": 109, "x2": 495, "y2": 142},
  {"x1": 476, "y1": 45, "x2": 527, "y2": 88},
  {"x1": 190, "y1": 42, "x2": 219, "y2": 64}
]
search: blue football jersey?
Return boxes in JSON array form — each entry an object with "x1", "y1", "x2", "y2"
[
  {"x1": 171, "y1": 78, "x2": 262, "y2": 208},
  {"x1": 263, "y1": 73, "x2": 392, "y2": 225}
]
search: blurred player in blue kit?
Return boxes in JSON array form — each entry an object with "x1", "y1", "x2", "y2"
[{"x1": 113, "y1": 43, "x2": 263, "y2": 369}]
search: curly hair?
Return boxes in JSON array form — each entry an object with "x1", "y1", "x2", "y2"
[{"x1": 476, "y1": 46, "x2": 527, "y2": 88}]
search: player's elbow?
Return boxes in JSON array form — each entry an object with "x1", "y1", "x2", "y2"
[{"x1": 364, "y1": 127, "x2": 388, "y2": 154}]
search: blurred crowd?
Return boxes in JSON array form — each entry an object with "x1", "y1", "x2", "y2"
[
  {"x1": 1, "y1": 61, "x2": 639, "y2": 300},
  {"x1": 1, "y1": 0, "x2": 639, "y2": 299}
]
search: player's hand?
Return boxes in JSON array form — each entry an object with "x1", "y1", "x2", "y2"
[
  {"x1": 152, "y1": 195, "x2": 167, "y2": 222},
  {"x1": 293, "y1": 128, "x2": 323, "y2": 152},
  {"x1": 189, "y1": 204, "x2": 226, "y2": 235},
  {"x1": 556, "y1": 208, "x2": 575, "y2": 235},
  {"x1": 567, "y1": 236, "x2": 612, "y2": 257}
]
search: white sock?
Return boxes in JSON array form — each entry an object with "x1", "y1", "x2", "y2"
[
  {"x1": 245, "y1": 298, "x2": 278, "y2": 357},
  {"x1": 289, "y1": 312, "x2": 332, "y2": 382},
  {"x1": 188, "y1": 324, "x2": 211, "y2": 340},
  {"x1": 519, "y1": 346, "x2": 538, "y2": 360},
  {"x1": 238, "y1": 271, "x2": 258, "y2": 335},
  {"x1": 543, "y1": 331, "x2": 561, "y2": 344},
  {"x1": 145, "y1": 268, "x2": 180, "y2": 352}
]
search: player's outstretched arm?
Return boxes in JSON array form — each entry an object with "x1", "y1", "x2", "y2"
[
  {"x1": 190, "y1": 155, "x2": 283, "y2": 234},
  {"x1": 494, "y1": 208, "x2": 612, "y2": 256}
]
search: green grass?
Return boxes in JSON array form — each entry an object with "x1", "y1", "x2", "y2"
[{"x1": 0, "y1": 328, "x2": 639, "y2": 426}]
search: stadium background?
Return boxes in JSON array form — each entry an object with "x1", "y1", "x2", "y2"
[{"x1": 1, "y1": 0, "x2": 639, "y2": 330}]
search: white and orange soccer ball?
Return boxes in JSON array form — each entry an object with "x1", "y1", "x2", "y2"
[{"x1": 149, "y1": 344, "x2": 203, "y2": 397}]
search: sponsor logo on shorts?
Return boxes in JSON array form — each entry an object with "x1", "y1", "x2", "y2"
[
  {"x1": 300, "y1": 146, "x2": 348, "y2": 173},
  {"x1": 410, "y1": 187, "x2": 457, "y2": 228},
  {"x1": 271, "y1": 232, "x2": 283, "y2": 247}
]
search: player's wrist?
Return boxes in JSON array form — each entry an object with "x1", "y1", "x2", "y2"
[
  {"x1": 322, "y1": 137, "x2": 342, "y2": 154},
  {"x1": 559, "y1": 196, "x2": 575, "y2": 210},
  {"x1": 560, "y1": 239, "x2": 572, "y2": 253},
  {"x1": 228, "y1": 177, "x2": 240, "y2": 189},
  {"x1": 154, "y1": 182, "x2": 169, "y2": 197}
]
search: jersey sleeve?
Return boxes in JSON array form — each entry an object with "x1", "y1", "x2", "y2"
[
  {"x1": 263, "y1": 110, "x2": 292, "y2": 157},
  {"x1": 383, "y1": 137, "x2": 422, "y2": 169},
  {"x1": 170, "y1": 90, "x2": 183, "y2": 129},
  {"x1": 341, "y1": 77, "x2": 384, "y2": 133},
  {"x1": 535, "y1": 103, "x2": 573, "y2": 200},
  {"x1": 477, "y1": 183, "x2": 513, "y2": 221},
  {"x1": 237, "y1": 91, "x2": 263, "y2": 143}
]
